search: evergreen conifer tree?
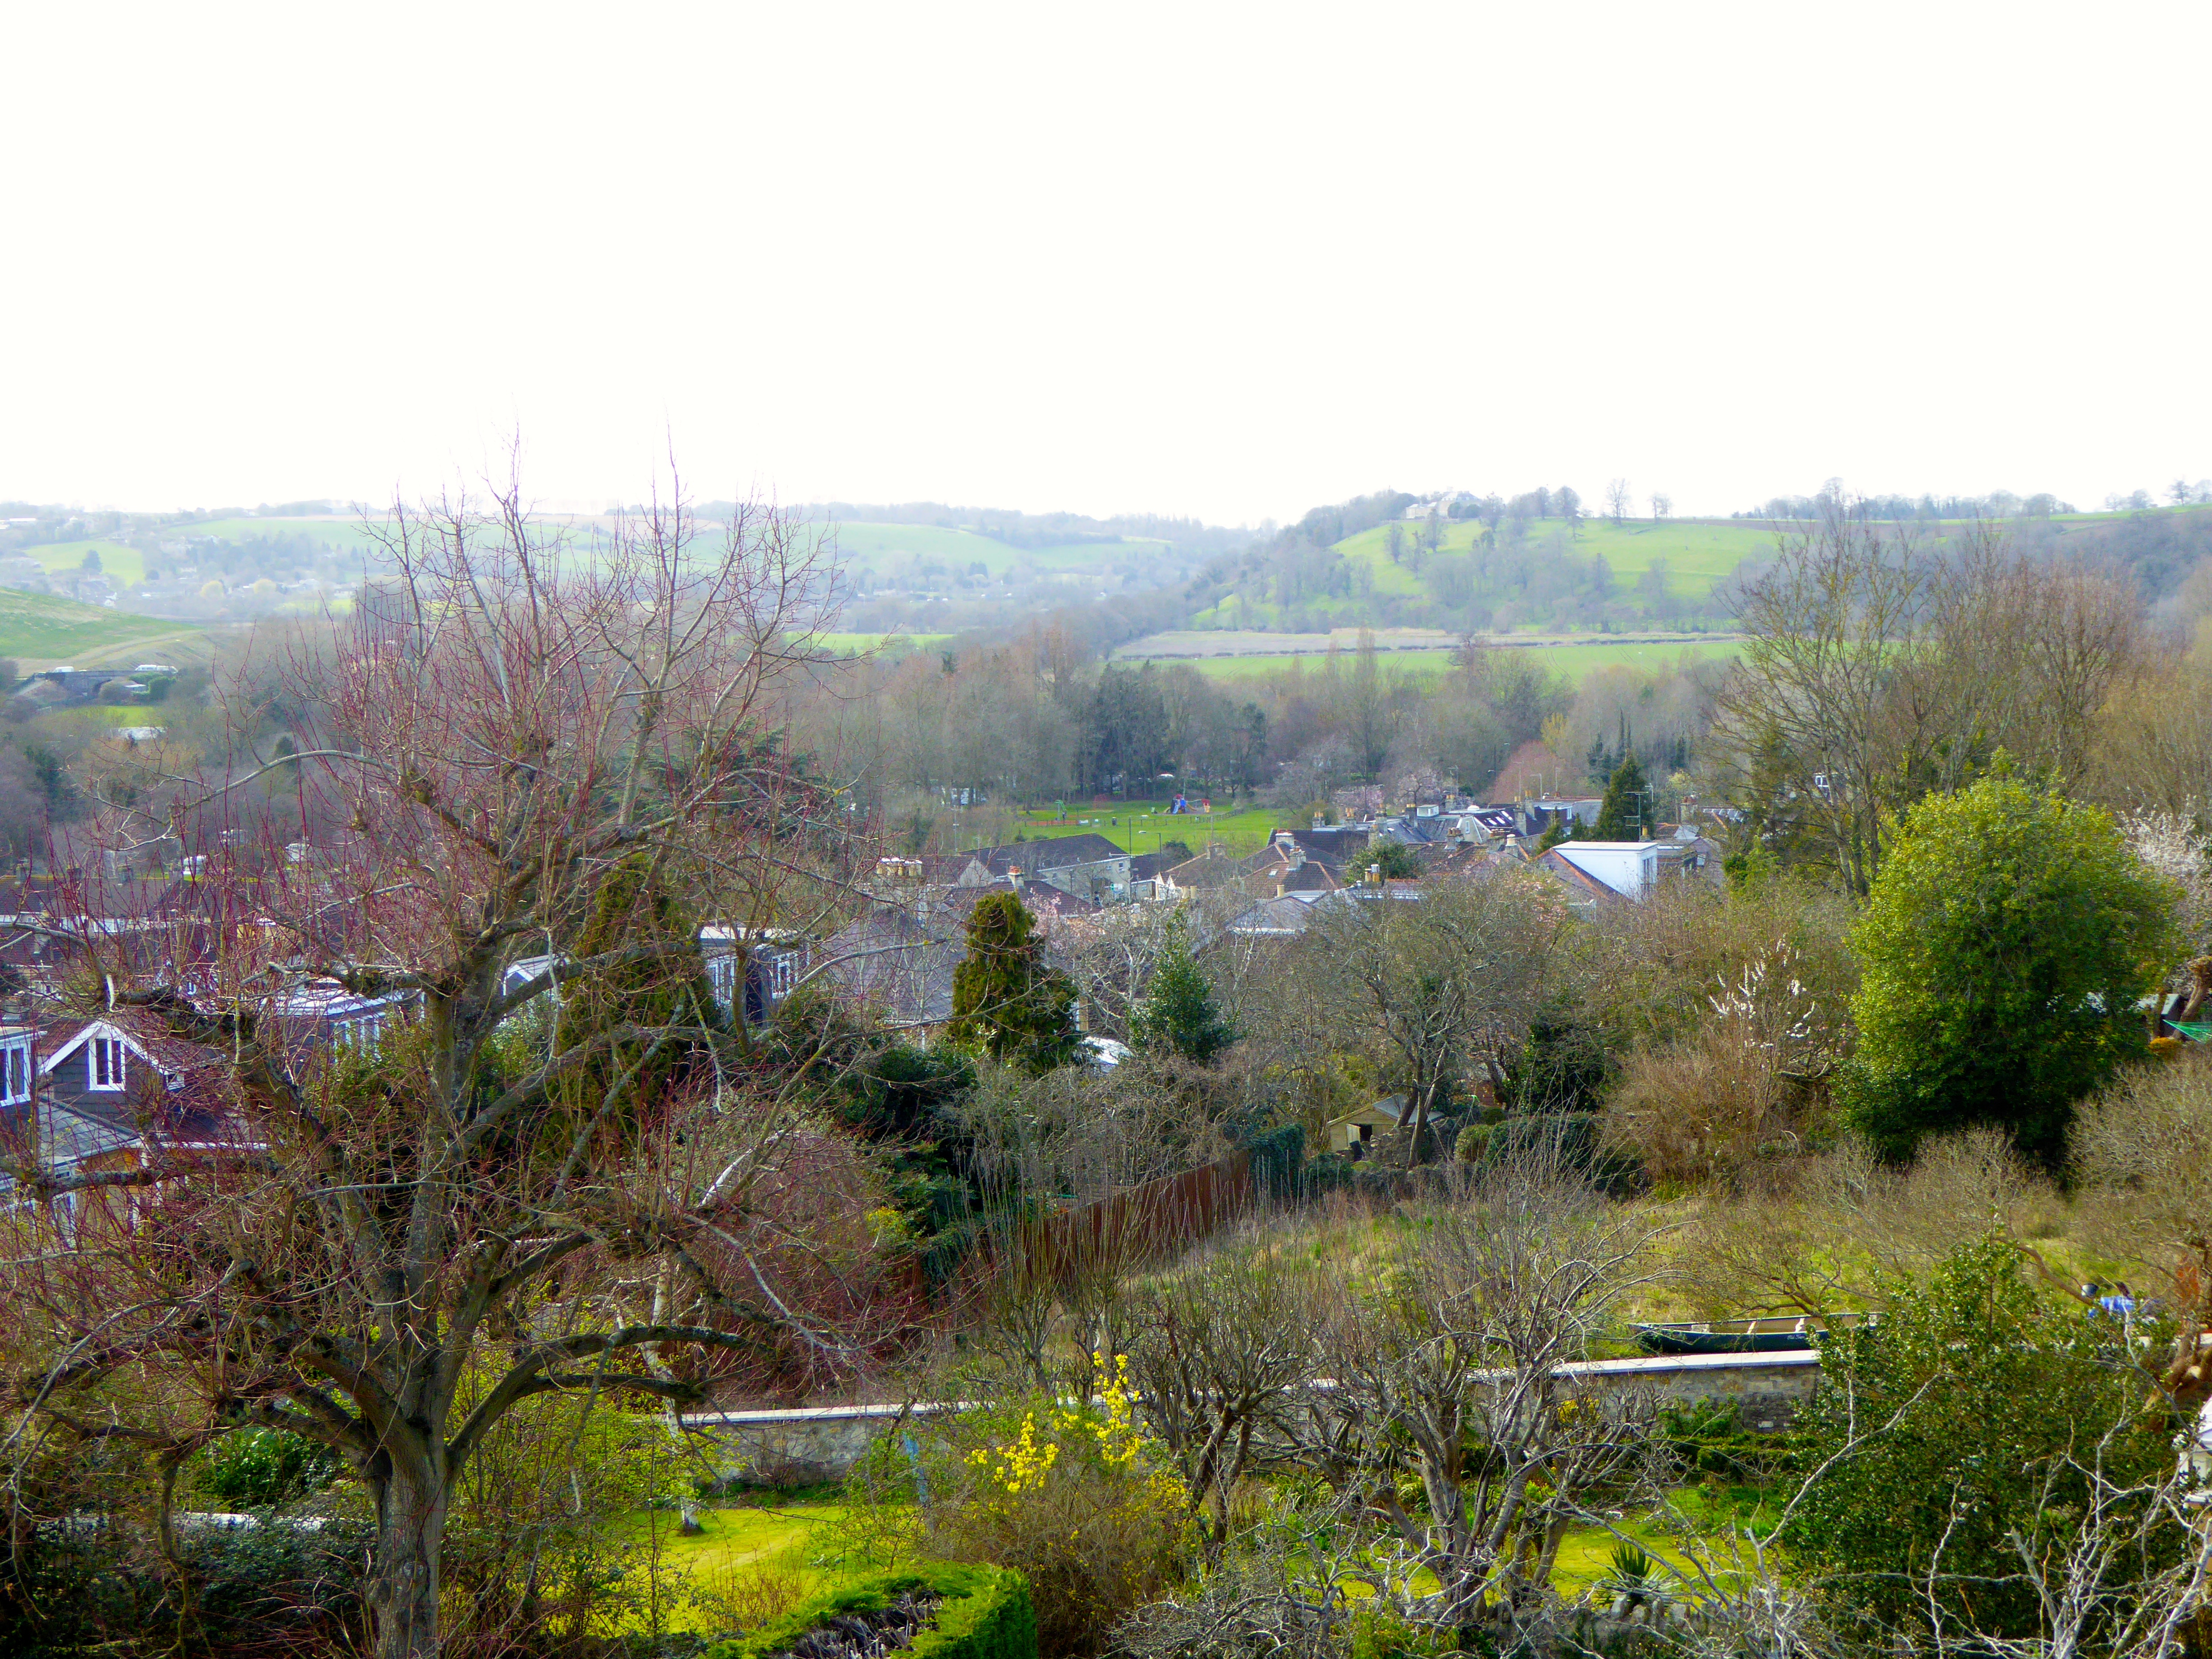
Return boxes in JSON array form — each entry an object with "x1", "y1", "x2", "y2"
[
  {"x1": 1592, "y1": 751, "x2": 1650, "y2": 839},
  {"x1": 947, "y1": 891, "x2": 1081, "y2": 1073},
  {"x1": 1130, "y1": 911, "x2": 1235, "y2": 1064}
]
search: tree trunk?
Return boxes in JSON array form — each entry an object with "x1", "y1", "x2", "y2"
[{"x1": 369, "y1": 1463, "x2": 448, "y2": 1659}]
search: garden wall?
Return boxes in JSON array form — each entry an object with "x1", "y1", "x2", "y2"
[{"x1": 687, "y1": 1351, "x2": 1821, "y2": 1485}]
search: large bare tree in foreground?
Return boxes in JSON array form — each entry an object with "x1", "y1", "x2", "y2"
[{"x1": 0, "y1": 478, "x2": 898, "y2": 1658}]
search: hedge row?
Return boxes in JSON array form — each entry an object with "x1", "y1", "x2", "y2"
[{"x1": 706, "y1": 1563, "x2": 1036, "y2": 1659}]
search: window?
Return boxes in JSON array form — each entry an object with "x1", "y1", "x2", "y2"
[
  {"x1": 0, "y1": 1040, "x2": 27, "y2": 1105},
  {"x1": 708, "y1": 953, "x2": 739, "y2": 1011},
  {"x1": 335, "y1": 1012, "x2": 386, "y2": 1054},
  {"x1": 90, "y1": 1037, "x2": 126, "y2": 1091}
]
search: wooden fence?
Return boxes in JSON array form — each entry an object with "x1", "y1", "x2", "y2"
[{"x1": 1018, "y1": 1147, "x2": 1256, "y2": 1285}]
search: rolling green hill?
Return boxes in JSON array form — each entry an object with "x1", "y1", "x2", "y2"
[
  {"x1": 0, "y1": 589, "x2": 210, "y2": 671},
  {"x1": 1116, "y1": 638, "x2": 1744, "y2": 684},
  {"x1": 1331, "y1": 516, "x2": 1778, "y2": 594}
]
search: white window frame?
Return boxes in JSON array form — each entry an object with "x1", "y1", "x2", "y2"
[
  {"x1": 708, "y1": 953, "x2": 739, "y2": 1008},
  {"x1": 1, "y1": 1040, "x2": 27, "y2": 1104},
  {"x1": 90, "y1": 1038, "x2": 127, "y2": 1092},
  {"x1": 336, "y1": 1012, "x2": 386, "y2": 1054}
]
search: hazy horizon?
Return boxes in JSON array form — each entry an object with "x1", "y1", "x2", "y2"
[{"x1": 6, "y1": 7, "x2": 2210, "y2": 524}]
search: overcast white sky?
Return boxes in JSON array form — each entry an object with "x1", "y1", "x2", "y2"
[{"x1": 5, "y1": 5, "x2": 2209, "y2": 526}]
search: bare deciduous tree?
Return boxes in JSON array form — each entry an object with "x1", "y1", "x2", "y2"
[
  {"x1": 1605, "y1": 478, "x2": 1633, "y2": 526},
  {"x1": 1715, "y1": 496, "x2": 2144, "y2": 890},
  {"x1": 1283, "y1": 1160, "x2": 1667, "y2": 1634},
  {"x1": 1267, "y1": 870, "x2": 1572, "y2": 1159},
  {"x1": 1124, "y1": 1245, "x2": 1318, "y2": 1550},
  {"x1": 0, "y1": 472, "x2": 901, "y2": 1659}
]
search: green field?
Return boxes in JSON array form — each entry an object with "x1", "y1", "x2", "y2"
[
  {"x1": 1189, "y1": 515, "x2": 1782, "y2": 631},
  {"x1": 1129, "y1": 639, "x2": 1743, "y2": 685},
  {"x1": 993, "y1": 801, "x2": 1283, "y2": 858},
  {"x1": 821, "y1": 521, "x2": 1018, "y2": 572},
  {"x1": 14, "y1": 538, "x2": 150, "y2": 587},
  {"x1": 1330, "y1": 515, "x2": 1778, "y2": 596},
  {"x1": 812, "y1": 630, "x2": 954, "y2": 657},
  {"x1": 0, "y1": 588, "x2": 210, "y2": 671}
]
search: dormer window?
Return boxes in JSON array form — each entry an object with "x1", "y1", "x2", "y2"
[{"x1": 90, "y1": 1037, "x2": 127, "y2": 1091}]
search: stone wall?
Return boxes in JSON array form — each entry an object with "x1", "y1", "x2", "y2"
[
  {"x1": 689, "y1": 1404, "x2": 939, "y2": 1488},
  {"x1": 1561, "y1": 1350, "x2": 1821, "y2": 1432},
  {"x1": 687, "y1": 1352, "x2": 1823, "y2": 1487}
]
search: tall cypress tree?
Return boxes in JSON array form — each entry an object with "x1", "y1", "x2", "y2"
[
  {"x1": 947, "y1": 891, "x2": 1080, "y2": 1073},
  {"x1": 1592, "y1": 752, "x2": 1651, "y2": 839}
]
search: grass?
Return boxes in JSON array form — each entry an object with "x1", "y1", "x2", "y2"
[
  {"x1": 1110, "y1": 639, "x2": 1744, "y2": 685},
  {"x1": 0, "y1": 588, "x2": 210, "y2": 671},
  {"x1": 12, "y1": 538, "x2": 150, "y2": 586},
  {"x1": 812, "y1": 630, "x2": 955, "y2": 656},
  {"x1": 996, "y1": 799, "x2": 1286, "y2": 858},
  {"x1": 823, "y1": 521, "x2": 1021, "y2": 574},
  {"x1": 1330, "y1": 516, "x2": 1778, "y2": 597},
  {"x1": 605, "y1": 1489, "x2": 1762, "y2": 1638},
  {"x1": 612, "y1": 1499, "x2": 852, "y2": 1636},
  {"x1": 1184, "y1": 515, "x2": 1781, "y2": 632},
  {"x1": 820, "y1": 521, "x2": 1171, "y2": 579}
]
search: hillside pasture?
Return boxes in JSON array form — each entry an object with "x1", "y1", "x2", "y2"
[
  {"x1": 1328, "y1": 515, "x2": 1780, "y2": 598},
  {"x1": 0, "y1": 589, "x2": 211, "y2": 671},
  {"x1": 1114, "y1": 637, "x2": 1744, "y2": 685}
]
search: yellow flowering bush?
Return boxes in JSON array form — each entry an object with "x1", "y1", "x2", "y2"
[{"x1": 920, "y1": 1356, "x2": 1197, "y2": 1658}]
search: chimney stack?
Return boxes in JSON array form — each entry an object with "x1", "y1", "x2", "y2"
[{"x1": 1367, "y1": 864, "x2": 1382, "y2": 888}]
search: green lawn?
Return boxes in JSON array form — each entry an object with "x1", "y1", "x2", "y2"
[
  {"x1": 607, "y1": 1491, "x2": 1761, "y2": 1637},
  {"x1": 0, "y1": 588, "x2": 210, "y2": 671},
  {"x1": 999, "y1": 800, "x2": 1285, "y2": 858},
  {"x1": 613, "y1": 1500, "x2": 853, "y2": 1636},
  {"x1": 14, "y1": 538, "x2": 150, "y2": 587}
]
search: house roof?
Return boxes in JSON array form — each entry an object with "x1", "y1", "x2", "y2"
[
  {"x1": 1162, "y1": 847, "x2": 1247, "y2": 888},
  {"x1": 1329, "y1": 1094, "x2": 1414, "y2": 1129},
  {"x1": 963, "y1": 835, "x2": 1129, "y2": 876},
  {"x1": 1223, "y1": 895, "x2": 1317, "y2": 936},
  {"x1": 1532, "y1": 848, "x2": 1626, "y2": 906},
  {"x1": 38, "y1": 1017, "x2": 174, "y2": 1083},
  {"x1": 31, "y1": 1012, "x2": 243, "y2": 1149},
  {"x1": 1282, "y1": 827, "x2": 1370, "y2": 872}
]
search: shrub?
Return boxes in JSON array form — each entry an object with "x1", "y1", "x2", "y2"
[
  {"x1": 706, "y1": 1562, "x2": 1036, "y2": 1659},
  {"x1": 1453, "y1": 1122, "x2": 1492, "y2": 1163},
  {"x1": 866, "y1": 1361, "x2": 1195, "y2": 1657},
  {"x1": 1478, "y1": 1111, "x2": 1640, "y2": 1192},
  {"x1": 1603, "y1": 939, "x2": 1836, "y2": 1187},
  {"x1": 1846, "y1": 778, "x2": 2178, "y2": 1165},
  {"x1": 1782, "y1": 1234, "x2": 2179, "y2": 1644},
  {"x1": 201, "y1": 1425, "x2": 343, "y2": 1509}
]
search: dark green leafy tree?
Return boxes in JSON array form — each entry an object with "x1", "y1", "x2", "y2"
[
  {"x1": 1591, "y1": 751, "x2": 1650, "y2": 839},
  {"x1": 1784, "y1": 1235, "x2": 2178, "y2": 1646},
  {"x1": 1845, "y1": 777, "x2": 2178, "y2": 1163},
  {"x1": 1130, "y1": 912, "x2": 1236, "y2": 1065},
  {"x1": 947, "y1": 892, "x2": 1080, "y2": 1073},
  {"x1": 1367, "y1": 839, "x2": 1420, "y2": 879}
]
